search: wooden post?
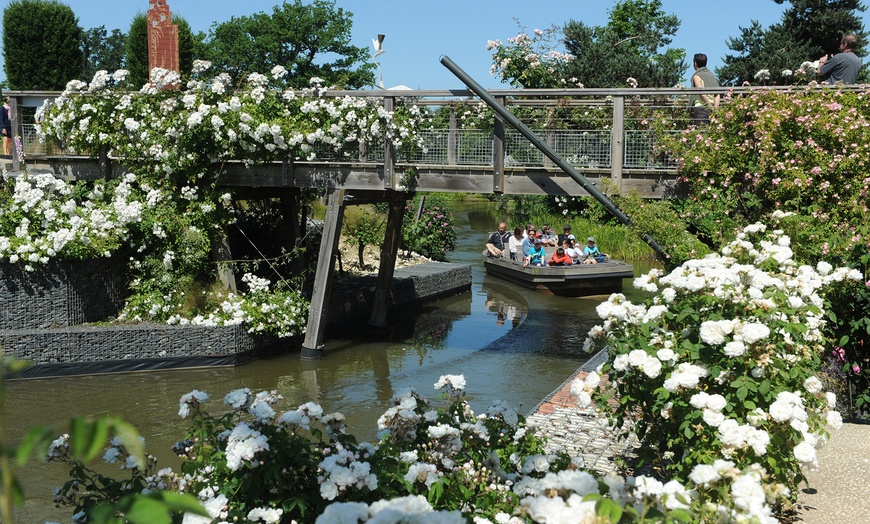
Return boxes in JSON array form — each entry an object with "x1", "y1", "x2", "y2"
[
  {"x1": 97, "y1": 146, "x2": 113, "y2": 180},
  {"x1": 369, "y1": 193, "x2": 406, "y2": 327},
  {"x1": 383, "y1": 96, "x2": 395, "y2": 189},
  {"x1": 448, "y1": 105, "x2": 458, "y2": 165},
  {"x1": 9, "y1": 97, "x2": 19, "y2": 171},
  {"x1": 212, "y1": 234, "x2": 237, "y2": 292},
  {"x1": 300, "y1": 188, "x2": 345, "y2": 358},
  {"x1": 610, "y1": 95, "x2": 625, "y2": 193},
  {"x1": 492, "y1": 96, "x2": 505, "y2": 193}
]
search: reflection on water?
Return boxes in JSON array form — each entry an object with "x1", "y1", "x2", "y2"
[{"x1": 3, "y1": 202, "x2": 659, "y2": 522}]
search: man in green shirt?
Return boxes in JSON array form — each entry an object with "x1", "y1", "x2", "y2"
[{"x1": 689, "y1": 53, "x2": 720, "y2": 126}]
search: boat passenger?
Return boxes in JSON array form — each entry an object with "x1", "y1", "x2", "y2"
[
  {"x1": 583, "y1": 236, "x2": 608, "y2": 264},
  {"x1": 508, "y1": 226, "x2": 524, "y2": 261},
  {"x1": 525, "y1": 236, "x2": 547, "y2": 267},
  {"x1": 563, "y1": 237, "x2": 584, "y2": 263},
  {"x1": 548, "y1": 246, "x2": 574, "y2": 266},
  {"x1": 557, "y1": 225, "x2": 574, "y2": 246},
  {"x1": 484, "y1": 222, "x2": 510, "y2": 257},
  {"x1": 523, "y1": 223, "x2": 536, "y2": 239},
  {"x1": 540, "y1": 224, "x2": 558, "y2": 246},
  {"x1": 521, "y1": 228, "x2": 537, "y2": 260}
]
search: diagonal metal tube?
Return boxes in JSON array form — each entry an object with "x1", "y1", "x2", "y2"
[{"x1": 440, "y1": 55, "x2": 668, "y2": 260}]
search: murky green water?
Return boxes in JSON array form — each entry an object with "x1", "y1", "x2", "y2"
[{"x1": 2, "y1": 202, "x2": 659, "y2": 522}]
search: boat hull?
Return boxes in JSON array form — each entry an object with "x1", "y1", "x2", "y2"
[{"x1": 483, "y1": 256, "x2": 634, "y2": 297}]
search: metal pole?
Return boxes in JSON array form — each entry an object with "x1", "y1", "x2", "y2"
[{"x1": 439, "y1": 55, "x2": 668, "y2": 260}]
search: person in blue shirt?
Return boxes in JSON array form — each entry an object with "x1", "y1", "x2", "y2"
[
  {"x1": 583, "y1": 236, "x2": 607, "y2": 264},
  {"x1": 524, "y1": 236, "x2": 546, "y2": 267}
]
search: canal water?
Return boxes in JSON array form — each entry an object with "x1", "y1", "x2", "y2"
[{"x1": 2, "y1": 202, "x2": 656, "y2": 522}]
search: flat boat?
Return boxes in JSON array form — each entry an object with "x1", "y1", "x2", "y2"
[{"x1": 482, "y1": 255, "x2": 634, "y2": 297}]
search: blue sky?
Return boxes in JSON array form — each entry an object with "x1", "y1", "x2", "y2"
[{"x1": 1, "y1": 0, "x2": 864, "y2": 89}]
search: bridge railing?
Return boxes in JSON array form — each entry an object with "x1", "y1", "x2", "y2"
[{"x1": 12, "y1": 85, "x2": 858, "y2": 177}]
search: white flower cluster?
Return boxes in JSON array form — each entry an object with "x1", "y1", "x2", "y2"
[
  {"x1": 318, "y1": 445, "x2": 378, "y2": 500},
  {"x1": 316, "y1": 495, "x2": 464, "y2": 524},
  {"x1": 178, "y1": 389, "x2": 209, "y2": 418},
  {"x1": 224, "y1": 422, "x2": 270, "y2": 472},
  {"x1": 569, "y1": 371, "x2": 600, "y2": 407}
]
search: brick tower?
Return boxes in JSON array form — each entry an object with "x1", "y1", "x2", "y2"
[{"x1": 148, "y1": 0, "x2": 180, "y2": 74}]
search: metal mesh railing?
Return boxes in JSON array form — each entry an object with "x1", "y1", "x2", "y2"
[
  {"x1": 624, "y1": 131, "x2": 679, "y2": 169},
  {"x1": 19, "y1": 124, "x2": 64, "y2": 156}
]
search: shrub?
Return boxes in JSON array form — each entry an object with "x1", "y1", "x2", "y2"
[{"x1": 582, "y1": 215, "x2": 859, "y2": 501}]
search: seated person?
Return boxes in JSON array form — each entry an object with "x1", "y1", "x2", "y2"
[
  {"x1": 524, "y1": 236, "x2": 546, "y2": 267},
  {"x1": 523, "y1": 223, "x2": 536, "y2": 239},
  {"x1": 563, "y1": 237, "x2": 584, "y2": 263},
  {"x1": 540, "y1": 224, "x2": 558, "y2": 246},
  {"x1": 557, "y1": 225, "x2": 575, "y2": 245},
  {"x1": 521, "y1": 227, "x2": 537, "y2": 259},
  {"x1": 583, "y1": 236, "x2": 608, "y2": 264},
  {"x1": 485, "y1": 222, "x2": 510, "y2": 257},
  {"x1": 548, "y1": 246, "x2": 573, "y2": 266},
  {"x1": 508, "y1": 226, "x2": 524, "y2": 261}
]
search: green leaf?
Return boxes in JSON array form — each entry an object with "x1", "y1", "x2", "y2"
[
  {"x1": 111, "y1": 418, "x2": 146, "y2": 469},
  {"x1": 736, "y1": 386, "x2": 748, "y2": 401},
  {"x1": 68, "y1": 417, "x2": 111, "y2": 462},
  {"x1": 14, "y1": 424, "x2": 55, "y2": 465}
]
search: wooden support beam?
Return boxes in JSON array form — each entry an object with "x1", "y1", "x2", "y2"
[
  {"x1": 383, "y1": 96, "x2": 395, "y2": 189},
  {"x1": 369, "y1": 193, "x2": 407, "y2": 327},
  {"x1": 492, "y1": 96, "x2": 505, "y2": 193},
  {"x1": 610, "y1": 95, "x2": 625, "y2": 192},
  {"x1": 9, "y1": 97, "x2": 20, "y2": 172},
  {"x1": 212, "y1": 233, "x2": 237, "y2": 292},
  {"x1": 300, "y1": 188, "x2": 345, "y2": 358}
]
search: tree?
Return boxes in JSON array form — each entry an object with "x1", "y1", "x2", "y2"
[
  {"x1": 718, "y1": 0, "x2": 867, "y2": 85},
  {"x1": 200, "y1": 0, "x2": 375, "y2": 88},
  {"x1": 125, "y1": 13, "x2": 148, "y2": 88},
  {"x1": 2, "y1": 0, "x2": 84, "y2": 90},
  {"x1": 125, "y1": 12, "x2": 197, "y2": 89},
  {"x1": 81, "y1": 25, "x2": 127, "y2": 82},
  {"x1": 562, "y1": 0, "x2": 686, "y2": 87}
]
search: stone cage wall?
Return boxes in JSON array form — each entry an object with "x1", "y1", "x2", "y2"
[
  {"x1": 1, "y1": 259, "x2": 472, "y2": 375},
  {"x1": 0, "y1": 257, "x2": 127, "y2": 330}
]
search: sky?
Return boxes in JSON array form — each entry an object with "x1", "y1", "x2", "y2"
[{"x1": 0, "y1": 0, "x2": 864, "y2": 89}]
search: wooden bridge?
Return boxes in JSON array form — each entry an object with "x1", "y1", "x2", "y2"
[
  {"x1": 0, "y1": 83, "x2": 737, "y2": 357},
  {"x1": 7, "y1": 86, "x2": 696, "y2": 199}
]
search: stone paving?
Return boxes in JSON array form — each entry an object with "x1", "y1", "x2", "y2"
[{"x1": 527, "y1": 351, "x2": 639, "y2": 476}]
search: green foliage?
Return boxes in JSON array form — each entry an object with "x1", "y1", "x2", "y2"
[
  {"x1": 123, "y1": 13, "x2": 197, "y2": 89},
  {"x1": 658, "y1": 88, "x2": 869, "y2": 263},
  {"x1": 488, "y1": 1, "x2": 687, "y2": 89},
  {"x1": 81, "y1": 25, "x2": 127, "y2": 82},
  {"x1": 563, "y1": 0, "x2": 687, "y2": 88},
  {"x1": 400, "y1": 194, "x2": 457, "y2": 261},
  {"x1": 124, "y1": 13, "x2": 148, "y2": 88},
  {"x1": 345, "y1": 212, "x2": 384, "y2": 268},
  {"x1": 718, "y1": 0, "x2": 867, "y2": 85},
  {"x1": 201, "y1": 0, "x2": 375, "y2": 88},
  {"x1": 584, "y1": 221, "x2": 854, "y2": 499},
  {"x1": 2, "y1": 0, "x2": 84, "y2": 90},
  {"x1": 1, "y1": 357, "x2": 205, "y2": 523}
]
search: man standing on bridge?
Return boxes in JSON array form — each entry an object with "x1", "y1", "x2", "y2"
[{"x1": 689, "y1": 53, "x2": 719, "y2": 126}]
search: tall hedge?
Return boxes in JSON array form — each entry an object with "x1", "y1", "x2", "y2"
[{"x1": 2, "y1": 0, "x2": 84, "y2": 90}]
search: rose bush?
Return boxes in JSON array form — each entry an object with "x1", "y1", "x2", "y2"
[
  {"x1": 581, "y1": 216, "x2": 861, "y2": 507},
  {"x1": 0, "y1": 63, "x2": 429, "y2": 336},
  {"x1": 45, "y1": 374, "x2": 808, "y2": 523}
]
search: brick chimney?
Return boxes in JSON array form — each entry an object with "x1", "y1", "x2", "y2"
[{"x1": 148, "y1": 0, "x2": 180, "y2": 76}]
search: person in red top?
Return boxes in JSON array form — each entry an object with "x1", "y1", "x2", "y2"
[{"x1": 547, "y1": 246, "x2": 574, "y2": 266}]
